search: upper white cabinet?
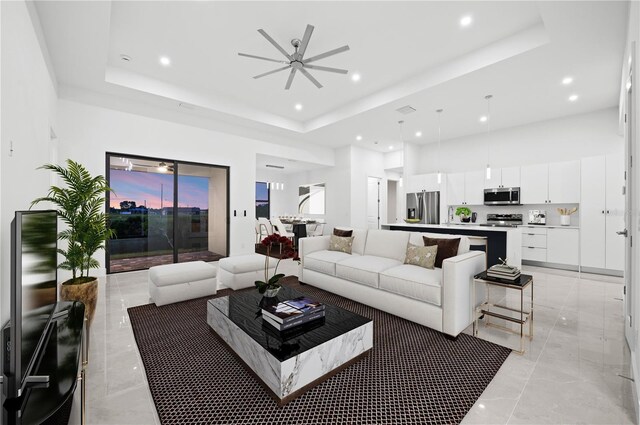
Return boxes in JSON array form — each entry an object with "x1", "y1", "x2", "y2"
[
  {"x1": 520, "y1": 164, "x2": 549, "y2": 204},
  {"x1": 548, "y1": 160, "x2": 580, "y2": 204},
  {"x1": 406, "y1": 173, "x2": 445, "y2": 193},
  {"x1": 484, "y1": 166, "x2": 521, "y2": 189},
  {"x1": 580, "y1": 153, "x2": 624, "y2": 271},
  {"x1": 521, "y1": 160, "x2": 580, "y2": 204},
  {"x1": 446, "y1": 173, "x2": 465, "y2": 205},
  {"x1": 447, "y1": 171, "x2": 483, "y2": 205}
]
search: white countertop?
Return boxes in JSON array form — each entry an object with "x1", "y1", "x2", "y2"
[
  {"x1": 382, "y1": 223, "x2": 521, "y2": 233},
  {"x1": 519, "y1": 224, "x2": 580, "y2": 229}
]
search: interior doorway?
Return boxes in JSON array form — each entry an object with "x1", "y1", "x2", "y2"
[{"x1": 367, "y1": 177, "x2": 381, "y2": 230}]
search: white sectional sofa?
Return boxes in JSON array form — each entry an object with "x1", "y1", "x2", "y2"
[{"x1": 298, "y1": 229, "x2": 486, "y2": 337}]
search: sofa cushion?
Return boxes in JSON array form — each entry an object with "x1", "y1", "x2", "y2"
[
  {"x1": 423, "y1": 236, "x2": 461, "y2": 269},
  {"x1": 305, "y1": 250, "x2": 358, "y2": 276},
  {"x1": 328, "y1": 235, "x2": 354, "y2": 254},
  {"x1": 333, "y1": 227, "x2": 368, "y2": 255},
  {"x1": 336, "y1": 255, "x2": 401, "y2": 288},
  {"x1": 409, "y1": 232, "x2": 470, "y2": 255},
  {"x1": 364, "y1": 230, "x2": 410, "y2": 262},
  {"x1": 380, "y1": 265, "x2": 442, "y2": 306},
  {"x1": 333, "y1": 228, "x2": 353, "y2": 237},
  {"x1": 404, "y1": 243, "x2": 437, "y2": 269}
]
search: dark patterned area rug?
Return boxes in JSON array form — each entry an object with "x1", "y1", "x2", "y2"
[{"x1": 128, "y1": 277, "x2": 511, "y2": 425}]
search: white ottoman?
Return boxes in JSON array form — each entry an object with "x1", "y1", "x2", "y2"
[
  {"x1": 149, "y1": 261, "x2": 217, "y2": 306},
  {"x1": 218, "y1": 254, "x2": 276, "y2": 290}
]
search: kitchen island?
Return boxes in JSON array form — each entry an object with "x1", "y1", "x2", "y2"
[{"x1": 381, "y1": 223, "x2": 522, "y2": 269}]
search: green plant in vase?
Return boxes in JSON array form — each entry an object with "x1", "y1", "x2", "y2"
[
  {"x1": 31, "y1": 159, "x2": 115, "y2": 325},
  {"x1": 455, "y1": 206, "x2": 472, "y2": 223}
]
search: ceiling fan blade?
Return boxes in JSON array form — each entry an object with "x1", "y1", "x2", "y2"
[
  {"x1": 304, "y1": 64, "x2": 348, "y2": 74},
  {"x1": 299, "y1": 67, "x2": 323, "y2": 88},
  {"x1": 303, "y1": 45, "x2": 350, "y2": 64},
  {"x1": 253, "y1": 65, "x2": 291, "y2": 79},
  {"x1": 258, "y1": 29, "x2": 293, "y2": 61},
  {"x1": 285, "y1": 68, "x2": 297, "y2": 90},
  {"x1": 238, "y1": 53, "x2": 288, "y2": 64},
  {"x1": 297, "y1": 24, "x2": 315, "y2": 59}
]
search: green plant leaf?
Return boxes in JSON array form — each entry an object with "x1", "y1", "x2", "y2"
[{"x1": 268, "y1": 273, "x2": 285, "y2": 284}]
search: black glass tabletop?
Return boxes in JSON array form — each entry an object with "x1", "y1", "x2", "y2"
[{"x1": 208, "y1": 286, "x2": 371, "y2": 362}]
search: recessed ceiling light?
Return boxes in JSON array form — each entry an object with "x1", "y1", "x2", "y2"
[
  {"x1": 294, "y1": 103, "x2": 303, "y2": 111},
  {"x1": 479, "y1": 116, "x2": 488, "y2": 123},
  {"x1": 460, "y1": 15, "x2": 472, "y2": 27},
  {"x1": 351, "y1": 73, "x2": 361, "y2": 82},
  {"x1": 568, "y1": 94, "x2": 578, "y2": 102},
  {"x1": 388, "y1": 145, "x2": 393, "y2": 150},
  {"x1": 415, "y1": 131, "x2": 422, "y2": 137},
  {"x1": 159, "y1": 56, "x2": 171, "y2": 66},
  {"x1": 562, "y1": 76, "x2": 573, "y2": 85},
  {"x1": 356, "y1": 135, "x2": 362, "y2": 141}
]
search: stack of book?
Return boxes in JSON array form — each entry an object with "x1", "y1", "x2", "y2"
[
  {"x1": 487, "y1": 263, "x2": 521, "y2": 281},
  {"x1": 262, "y1": 296, "x2": 325, "y2": 331}
]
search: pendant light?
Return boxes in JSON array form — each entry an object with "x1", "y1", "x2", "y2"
[
  {"x1": 484, "y1": 94, "x2": 493, "y2": 180},
  {"x1": 436, "y1": 109, "x2": 443, "y2": 184}
]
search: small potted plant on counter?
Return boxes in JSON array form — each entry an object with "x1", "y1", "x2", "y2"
[{"x1": 455, "y1": 206, "x2": 472, "y2": 223}]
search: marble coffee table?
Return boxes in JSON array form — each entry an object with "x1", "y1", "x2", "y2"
[{"x1": 207, "y1": 286, "x2": 373, "y2": 405}]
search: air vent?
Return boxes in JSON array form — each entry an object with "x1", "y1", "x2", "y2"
[
  {"x1": 396, "y1": 105, "x2": 416, "y2": 115},
  {"x1": 266, "y1": 164, "x2": 285, "y2": 169},
  {"x1": 178, "y1": 103, "x2": 196, "y2": 110}
]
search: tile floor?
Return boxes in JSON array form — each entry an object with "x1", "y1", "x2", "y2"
[{"x1": 69, "y1": 262, "x2": 636, "y2": 424}]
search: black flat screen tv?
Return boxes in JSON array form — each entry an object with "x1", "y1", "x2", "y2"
[{"x1": 3, "y1": 210, "x2": 57, "y2": 399}]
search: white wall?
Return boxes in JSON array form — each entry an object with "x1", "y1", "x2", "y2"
[
  {"x1": 350, "y1": 146, "x2": 388, "y2": 229},
  {"x1": 416, "y1": 108, "x2": 622, "y2": 174},
  {"x1": 56, "y1": 99, "x2": 335, "y2": 266},
  {"x1": 1, "y1": 1, "x2": 58, "y2": 324}
]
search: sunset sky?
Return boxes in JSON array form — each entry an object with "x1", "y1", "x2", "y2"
[{"x1": 110, "y1": 169, "x2": 209, "y2": 209}]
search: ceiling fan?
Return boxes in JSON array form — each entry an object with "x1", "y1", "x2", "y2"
[
  {"x1": 238, "y1": 24, "x2": 350, "y2": 89},
  {"x1": 128, "y1": 161, "x2": 175, "y2": 173}
]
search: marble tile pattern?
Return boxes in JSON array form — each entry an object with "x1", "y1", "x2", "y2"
[
  {"x1": 68, "y1": 259, "x2": 635, "y2": 424},
  {"x1": 207, "y1": 296, "x2": 373, "y2": 398}
]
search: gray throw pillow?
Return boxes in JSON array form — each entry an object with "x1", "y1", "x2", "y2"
[
  {"x1": 328, "y1": 235, "x2": 354, "y2": 254},
  {"x1": 405, "y1": 243, "x2": 438, "y2": 269}
]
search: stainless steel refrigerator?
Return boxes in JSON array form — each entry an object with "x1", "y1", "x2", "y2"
[{"x1": 406, "y1": 191, "x2": 440, "y2": 224}]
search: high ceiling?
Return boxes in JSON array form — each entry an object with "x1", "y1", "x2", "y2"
[{"x1": 35, "y1": 1, "x2": 628, "y2": 153}]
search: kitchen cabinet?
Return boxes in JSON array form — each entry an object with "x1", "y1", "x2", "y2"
[
  {"x1": 520, "y1": 164, "x2": 549, "y2": 204},
  {"x1": 406, "y1": 173, "x2": 444, "y2": 193},
  {"x1": 547, "y1": 228, "x2": 579, "y2": 266},
  {"x1": 484, "y1": 166, "x2": 521, "y2": 189},
  {"x1": 548, "y1": 160, "x2": 580, "y2": 204},
  {"x1": 521, "y1": 160, "x2": 580, "y2": 204},
  {"x1": 580, "y1": 153, "x2": 624, "y2": 271},
  {"x1": 521, "y1": 226, "x2": 547, "y2": 262},
  {"x1": 447, "y1": 171, "x2": 483, "y2": 205}
]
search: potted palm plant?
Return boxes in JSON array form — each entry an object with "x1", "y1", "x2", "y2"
[{"x1": 31, "y1": 159, "x2": 114, "y2": 325}]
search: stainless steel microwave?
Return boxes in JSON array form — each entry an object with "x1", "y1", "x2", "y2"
[{"x1": 483, "y1": 187, "x2": 521, "y2": 205}]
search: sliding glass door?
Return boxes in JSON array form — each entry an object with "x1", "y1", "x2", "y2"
[{"x1": 106, "y1": 153, "x2": 229, "y2": 273}]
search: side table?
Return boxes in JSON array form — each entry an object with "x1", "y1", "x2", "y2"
[{"x1": 472, "y1": 271, "x2": 533, "y2": 354}]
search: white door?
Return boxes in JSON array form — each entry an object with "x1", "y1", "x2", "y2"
[
  {"x1": 465, "y1": 170, "x2": 486, "y2": 205},
  {"x1": 501, "y1": 166, "x2": 521, "y2": 188},
  {"x1": 580, "y1": 156, "x2": 607, "y2": 269},
  {"x1": 606, "y1": 153, "x2": 625, "y2": 271},
  {"x1": 367, "y1": 177, "x2": 381, "y2": 229},
  {"x1": 446, "y1": 172, "x2": 466, "y2": 205},
  {"x1": 623, "y1": 55, "x2": 635, "y2": 348},
  {"x1": 521, "y1": 163, "x2": 549, "y2": 204},
  {"x1": 548, "y1": 160, "x2": 581, "y2": 204}
]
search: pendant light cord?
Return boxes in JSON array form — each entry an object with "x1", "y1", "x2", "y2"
[{"x1": 485, "y1": 95, "x2": 492, "y2": 166}]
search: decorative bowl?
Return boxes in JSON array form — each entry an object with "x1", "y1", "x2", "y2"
[{"x1": 403, "y1": 218, "x2": 421, "y2": 223}]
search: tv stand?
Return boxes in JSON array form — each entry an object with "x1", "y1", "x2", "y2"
[{"x1": 2, "y1": 301, "x2": 86, "y2": 425}]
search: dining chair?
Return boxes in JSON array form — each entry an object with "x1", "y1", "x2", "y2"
[{"x1": 270, "y1": 217, "x2": 295, "y2": 244}]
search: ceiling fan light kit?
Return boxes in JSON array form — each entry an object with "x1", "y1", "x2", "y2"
[{"x1": 238, "y1": 24, "x2": 350, "y2": 89}]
